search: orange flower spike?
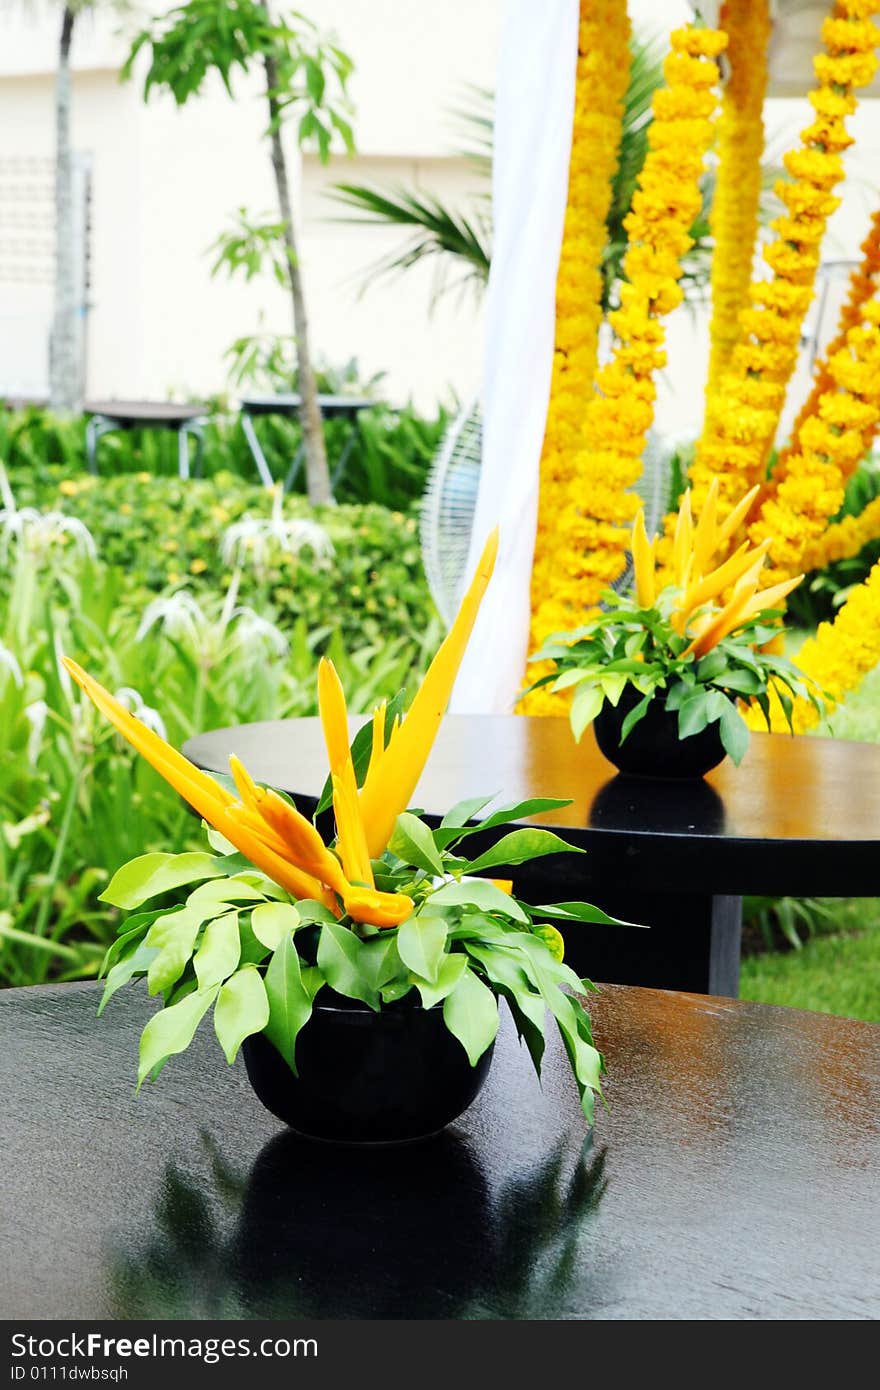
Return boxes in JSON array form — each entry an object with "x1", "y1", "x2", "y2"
[
  {"x1": 673, "y1": 538, "x2": 771, "y2": 631},
  {"x1": 738, "y1": 573, "x2": 804, "y2": 625},
  {"x1": 63, "y1": 658, "x2": 234, "y2": 814},
  {"x1": 359, "y1": 527, "x2": 499, "y2": 859},
  {"x1": 691, "y1": 476, "x2": 720, "y2": 580},
  {"x1": 256, "y1": 786, "x2": 350, "y2": 897},
  {"x1": 370, "y1": 701, "x2": 387, "y2": 775},
  {"x1": 317, "y1": 656, "x2": 352, "y2": 779},
  {"x1": 331, "y1": 769, "x2": 374, "y2": 888},
  {"x1": 631, "y1": 507, "x2": 656, "y2": 609},
  {"x1": 716, "y1": 483, "x2": 761, "y2": 550},
  {"x1": 673, "y1": 490, "x2": 694, "y2": 587},
  {"x1": 341, "y1": 886, "x2": 414, "y2": 930},
  {"x1": 682, "y1": 576, "x2": 761, "y2": 659},
  {"x1": 229, "y1": 753, "x2": 261, "y2": 811},
  {"x1": 62, "y1": 659, "x2": 333, "y2": 904}
]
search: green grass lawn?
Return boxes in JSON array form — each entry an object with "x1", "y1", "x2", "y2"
[
  {"x1": 738, "y1": 672, "x2": 880, "y2": 1022},
  {"x1": 740, "y1": 900, "x2": 880, "y2": 1023}
]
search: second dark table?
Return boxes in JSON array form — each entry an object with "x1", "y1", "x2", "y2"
[{"x1": 184, "y1": 716, "x2": 880, "y2": 998}]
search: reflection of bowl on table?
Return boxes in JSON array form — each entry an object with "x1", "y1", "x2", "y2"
[
  {"x1": 230, "y1": 1128, "x2": 491, "y2": 1318},
  {"x1": 589, "y1": 771, "x2": 726, "y2": 837}
]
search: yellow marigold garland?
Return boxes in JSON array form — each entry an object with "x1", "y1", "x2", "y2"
[
  {"x1": 705, "y1": 0, "x2": 771, "y2": 396},
  {"x1": 748, "y1": 554, "x2": 880, "y2": 732},
  {"x1": 680, "y1": 0, "x2": 880, "y2": 538},
  {"x1": 746, "y1": 295, "x2": 880, "y2": 581},
  {"x1": 524, "y1": 24, "x2": 727, "y2": 716},
  {"x1": 768, "y1": 204, "x2": 880, "y2": 496},
  {"x1": 803, "y1": 491, "x2": 880, "y2": 571},
  {"x1": 527, "y1": 0, "x2": 632, "y2": 707}
]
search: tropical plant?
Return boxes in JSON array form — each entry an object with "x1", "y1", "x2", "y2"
[
  {"x1": 64, "y1": 533, "x2": 619, "y2": 1123},
  {"x1": 527, "y1": 483, "x2": 825, "y2": 762},
  {"x1": 124, "y1": 0, "x2": 355, "y2": 504}
]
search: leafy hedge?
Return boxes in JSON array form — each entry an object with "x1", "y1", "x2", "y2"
[
  {"x1": 0, "y1": 399, "x2": 449, "y2": 511},
  {"x1": 5, "y1": 466, "x2": 437, "y2": 653}
]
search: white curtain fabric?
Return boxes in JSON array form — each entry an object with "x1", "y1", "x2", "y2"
[{"x1": 449, "y1": 0, "x2": 579, "y2": 714}]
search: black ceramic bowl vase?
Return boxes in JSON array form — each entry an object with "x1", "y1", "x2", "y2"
[
  {"x1": 242, "y1": 994, "x2": 494, "y2": 1145},
  {"x1": 592, "y1": 685, "x2": 726, "y2": 780}
]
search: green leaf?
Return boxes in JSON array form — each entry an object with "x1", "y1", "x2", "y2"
[
  {"x1": 600, "y1": 672, "x2": 629, "y2": 706},
  {"x1": 98, "y1": 943, "x2": 159, "y2": 1016},
  {"x1": 214, "y1": 966, "x2": 270, "y2": 1065},
  {"x1": 678, "y1": 689, "x2": 711, "y2": 738},
  {"x1": 428, "y1": 878, "x2": 529, "y2": 923},
  {"x1": 532, "y1": 901, "x2": 643, "y2": 928},
  {"x1": 442, "y1": 965, "x2": 500, "y2": 1067},
  {"x1": 100, "y1": 852, "x2": 223, "y2": 909},
  {"x1": 193, "y1": 911, "x2": 241, "y2": 991},
  {"x1": 251, "y1": 901, "x2": 301, "y2": 951},
  {"x1": 396, "y1": 913, "x2": 448, "y2": 984},
  {"x1": 145, "y1": 907, "x2": 204, "y2": 996},
  {"x1": 100, "y1": 912, "x2": 158, "y2": 976},
  {"x1": 571, "y1": 684, "x2": 605, "y2": 741},
  {"x1": 388, "y1": 811, "x2": 444, "y2": 876},
  {"x1": 462, "y1": 828, "x2": 582, "y2": 875},
  {"x1": 550, "y1": 668, "x2": 595, "y2": 692},
  {"x1": 317, "y1": 920, "x2": 380, "y2": 1009},
  {"x1": 696, "y1": 650, "x2": 727, "y2": 682},
  {"x1": 359, "y1": 933, "x2": 405, "y2": 991},
  {"x1": 263, "y1": 931, "x2": 313, "y2": 1076},
  {"x1": 439, "y1": 793, "x2": 497, "y2": 830},
  {"x1": 293, "y1": 900, "x2": 339, "y2": 927},
  {"x1": 620, "y1": 693, "x2": 652, "y2": 742},
  {"x1": 137, "y1": 986, "x2": 220, "y2": 1089},
  {"x1": 719, "y1": 702, "x2": 750, "y2": 765},
  {"x1": 413, "y1": 951, "x2": 468, "y2": 1008}
]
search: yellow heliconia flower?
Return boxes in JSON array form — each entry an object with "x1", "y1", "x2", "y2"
[
  {"x1": 64, "y1": 528, "x2": 499, "y2": 930},
  {"x1": 631, "y1": 507, "x2": 656, "y2": 608}
]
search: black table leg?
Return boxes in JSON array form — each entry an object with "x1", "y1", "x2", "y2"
[{"x1": 508, "y1": 859, "x2": 743, "y2": 996}]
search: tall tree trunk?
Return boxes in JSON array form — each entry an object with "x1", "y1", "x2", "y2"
[
  {"x1": 49, "y1": 6, "x2": 81, "y2": 415},
  {"x1": 263, "y1": 49, "x2": 332, "y2": 506}
]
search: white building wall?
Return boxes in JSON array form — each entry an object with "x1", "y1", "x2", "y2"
[
  {"x1": 0, "y1": 0, "x2": 878, "y2": 423},
  {"x1": 0, "y1": 0, "x2": 499, "y2": 409}
]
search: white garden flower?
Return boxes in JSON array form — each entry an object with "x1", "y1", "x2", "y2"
[
  {"x1": 113, "y1": 687, "x2": 168, "y2": 740},
  {"x1": 136, "y1": 590, "x2": 209, "y2": 646},
  {"x1": 0, "y1": 641, "x2": 23, "y2": 687},
  {"x1": 24, "y1": 699, "x2": 48, "y2": 765},
  {"x1": 0, "y1": 505, "x2": 97, "y2": 563},
  {"x1": 221, "y1": 486, "x2": 332, "y2": 576}
]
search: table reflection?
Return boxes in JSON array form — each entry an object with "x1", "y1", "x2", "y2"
[
  {"x1": 588, "y1": 773, "x2": 727, "y2": 836},
  {"x1": 108, "y1": 1128, "x2": 608, "y2": 1319}
]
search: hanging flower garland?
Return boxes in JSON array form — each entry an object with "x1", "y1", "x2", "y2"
[
  {"x1": 746, "y1": 294, "x2": 880, "y2": 582},
  {"x1": 750, "y1": 552, "x2": 880, "y2": 733},
  {"x1": 527, "y1": 0, "x2": 633, "y2": 691},
  {"x1": 766, "y1": 204, "x2": 880, "y2": 499},
  {"x1": 704, "y1": 0, "x2": 771, "y2": 397},
  {"x1": 525, "y1": 24, "x2": 727, "y2": 717},
  {"x1": 803, "y1": 492, "x2": 880, "y2": 571},
  {"x1": 680, "y1": 0, "x2": 880, "y2": 538}
]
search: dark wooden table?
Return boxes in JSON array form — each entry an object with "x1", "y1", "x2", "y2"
[
  {"x1": 2, "y1": 981, "x2": 878, "y2": 1320},
  {"x1": 84, "y1": 400, "x2": 210, "y2": 479},
  {"x1": 184, "y1": 716, "x2": 880, "y2": 998},
  {"x1": 239, "y1": 393, "x2": 376, "y2": 490}
]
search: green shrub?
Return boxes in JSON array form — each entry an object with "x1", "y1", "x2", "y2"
[
  {"x1": 0, "y1": 399, "x2": 449, "y2": 511},
  {"x1": 0, "y1": 467, "x2": 439, "y2": 987}
]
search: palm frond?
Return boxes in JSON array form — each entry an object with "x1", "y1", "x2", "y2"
[{"x1": 327, "y1": 183, "x2": 491, "y2": 300}]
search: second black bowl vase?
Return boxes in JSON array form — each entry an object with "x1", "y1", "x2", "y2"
[
  {"x1": 242, "y1": 995, "x2": 494, "y2": 1145},
  {"x1": 592, "y1": 686, "x2": 726, "y2": 779}
]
